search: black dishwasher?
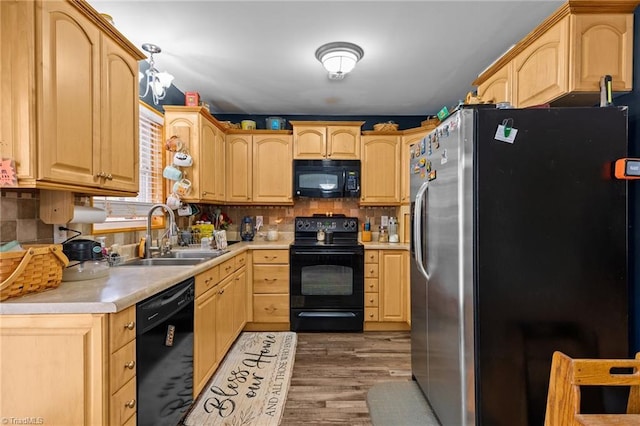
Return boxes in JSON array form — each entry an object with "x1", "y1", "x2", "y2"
[{"x1": 136, "y1": 277, "x2": 195, "y2": 426}]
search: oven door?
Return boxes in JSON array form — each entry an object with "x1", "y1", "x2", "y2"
[{"x1": 290, "y1": 245, "x2": 364, "y2": 331}]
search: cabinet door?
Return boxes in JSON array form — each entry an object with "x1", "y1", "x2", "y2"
[
  {"x1": 361, "y1": 135, "x2": 401, "y2": 205},
  {"x1": 213, "y1": 124, "x2": 226, "y2": 201},
  {"x1": 39, "y1": 1, "x2": 101, "y2": 187},
  {"x1": 401, "y1": 130, "x2": 428, "y2": 205},
  {"x1": 232, "y1": 268, "x2": 247, "y2": 336},
  {"x1": 293, "y1": 126, "x2": 326, "y2": 159},
  {"x1": 215, "y1": 276, "x2": 235, "y2": 361},
  {"x1": 380, "y1": 251, "x2": 408, "y2": 322},
  {"x1": 513, "y1": 17, "x2": 569, "y2": 107},
  {"x1": 198, "y1": 119, "x2": 218, "y2": 201},
  {"x1": 101, "y1": 36, "x2": 139, "y2": 192},
  {"x1": 477, "y1": 62, "x2": 512, "y2": 105},
  {"x1": 0, "y1": 314, "x2": 106, "y2": 425},
  {"x1": 194, "y1": 288, "x2": 217, "y2": 396},
  {"x1": 226, "y1": 134, "x2": 252, "y2": 203},
  {"x1": 327, "y1": 125, "x2": 360, "y2": 159},
  {"x1": 570, "y1": 14, "x2": 633, "y2": 92},
  {"x1": 253, "y1": 135, "x2": 293, "y2": 203},
  {"x1": 1, "y1": 0, "x2": 37, "y2": 185}
]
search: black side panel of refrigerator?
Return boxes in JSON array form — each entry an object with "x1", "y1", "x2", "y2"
[{"x1": 474, "y1": 107, "x2": 629, "y2": 426}]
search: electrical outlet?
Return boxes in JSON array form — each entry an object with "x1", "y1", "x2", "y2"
[
  {"x1": 381, "y1": 216, "x2": 389, "y2": 227},
  {"x1": 256, "y1": 216, "x2": 264, "y2": 229},
  {"x1": 53, "y1": 225, "x2": 67, "y2": 244}
]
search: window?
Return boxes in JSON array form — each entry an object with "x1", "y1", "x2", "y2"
[{"x1": 93, "y1": 102, "x2": 164, "y2": 232}]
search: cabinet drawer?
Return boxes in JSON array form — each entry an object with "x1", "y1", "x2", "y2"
[
  {"x1": 365, "y1": 278, "x2": 379, "y2": 293},
  {"x1": 365, "y1": 250, "x2": 379, "y2": 263},
  {"x1": 365, "y1": 293, "x2": 379, "y2": 308},
  {"x1": 253, "y1": 265, "x2": 290, "y2": 293},
  {"x1": 365, "y1": 307, "x2": 379, "y2": 322},
  {"x1": 235, "y1": 252, "x2": 247, "y2": 269},
  {"x1": 110, "y1": 306, "x2": 136, "y2": 351},
  {"x1": 364, "y1": 264, "x2": 379, "y2": 278},
  {"x1": 253, "y1": 294, "x2": 289, "y2": 323},
  {"x1": 110, "y1": 340, "x2": 136, "y2": 394},
  {"x1": 219, "y1": 258, "x2": 236, "y2": 280},
  {"x1": 195, "y1": 266, "x2": 220, "y2": 298},
  {"x1": 111, "y1": 377, "x2": 136, "y2": 425},
  {"x1": 253, "y1": 249, "x2": 289, "y2": 264}
]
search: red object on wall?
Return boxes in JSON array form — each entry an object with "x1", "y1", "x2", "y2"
[{"x1": 185, "y1": 92, "x2": 200, "y2": 106}]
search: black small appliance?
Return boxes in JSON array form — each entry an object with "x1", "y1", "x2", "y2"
[{"x1": 293, "y1": 159, "x2": 360, "y2": 198}]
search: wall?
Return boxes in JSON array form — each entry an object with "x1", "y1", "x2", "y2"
[{"x1": 616, "y1": 6, "x2": 640, "y2": 354}]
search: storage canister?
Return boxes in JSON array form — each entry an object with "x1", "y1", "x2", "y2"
[{"x1": 265, "y1": 117, "x2": 286, "y2": 130}]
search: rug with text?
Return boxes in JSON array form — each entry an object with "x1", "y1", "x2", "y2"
[{"x1": 184, "y1": 331, "x2": 297, "y2": 426}]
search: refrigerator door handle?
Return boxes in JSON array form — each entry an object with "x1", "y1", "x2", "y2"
[{"x1": 413, "y1": 181, "x2": 430, "y2": 280}]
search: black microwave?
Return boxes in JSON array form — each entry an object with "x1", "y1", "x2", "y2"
[{"x1": 293, "y1": 159, "x2": 360, "y2": 198}]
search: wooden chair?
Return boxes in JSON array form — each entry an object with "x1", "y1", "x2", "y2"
[{"x1": 544, "y1": 351, "x2": 640, "y2": 425}]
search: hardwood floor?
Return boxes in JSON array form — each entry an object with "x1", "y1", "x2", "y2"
[{"x1": 280, "y1": 331, "x2": 412, "y2": 425}]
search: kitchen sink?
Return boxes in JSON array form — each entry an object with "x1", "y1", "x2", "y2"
[
  {"x1": 120, "y1": 257, "x2": 208, "y2": 266},
  {"x1": 117, "y1": 248, "x2": 229, "y2": 266}
]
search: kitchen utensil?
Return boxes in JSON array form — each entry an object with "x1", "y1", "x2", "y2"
[
  {"x1": 166, "y1": 193, "x2": 182, "y2": 210},
  {"x1": 241, "y1": 120, "x2": 256, "y2": 130},
  {"x1": 173, "y1": 152, "x2": 193, "y2": 167},
  {"x1": 163, "y1": 164, "x2": 183, "y2": 180},
  {"x1": 265, "y1": 117, "x2": 286, "y2": 130},
  {"x1": 165, "y1": 135, "x2": 183, "y2": 152},
  {"x1": 173, "y1": 178, "x2": 192, "y2": 197}
]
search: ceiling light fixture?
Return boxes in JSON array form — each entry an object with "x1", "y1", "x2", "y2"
[
  {"x1": 139, "y1": 43, "x2": 174, "y2": 105},
  {"x1": 315, "y1": 41, "x2": 364, "y2": 80}
]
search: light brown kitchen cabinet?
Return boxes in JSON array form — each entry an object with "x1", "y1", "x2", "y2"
[
  {"x1": 473, "y1": 2, "x2": 636, "y2": 107},
  {"x1": 364, "y1": 249, "x2": 410, "y2": 330},
  {"x1": 0, "y1": 307, "x2": 140, "y2": 426},
  {"x1": 249, "y1": 249, "x2": 290, "y2": 328},
  {"x1": 361, "y1": 133, "x2": 401, "y2": 205},
  {"x1": 379, "y1": 250, "x2": 409, "y2": 322},
  {"x1": 194, "y1": 265, "x2": 220, "y2": 396},
  {"x1": 164, "y1": 106, "x2": 226, "y2": 203},
  {"x1": 226, "y1": 132, "x2": 293, "y2": 204},
  {"x1": 215, "y1": 274, "x2": 235, "y2": 361},
  {"x1": 291, "y1": 121, "x2": 364, "y2": 159},
  {"x1": 0, "y1": 0, "x2": 143, "y2": 195},
  {"x1": 476, "y1": 62, "x2": 513, "y2": 105},
  {"x1": 108, "y1": 306, "x2": 138, "y2": 425},
  {"x1": 401, "y1": 128, "x2": 431, "y2": 205}
]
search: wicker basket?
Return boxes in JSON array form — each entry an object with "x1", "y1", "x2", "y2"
[
  {"x1": 373, "y1": 121, "x2": 399, "y2": 132},
  {"x1": 0, "y1": 244, "x2": 69, "y2": 301}
]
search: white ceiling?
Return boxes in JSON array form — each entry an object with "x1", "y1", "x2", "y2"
[{"x1": 88, "y1": 0, "x2": 563, "y2": 117}]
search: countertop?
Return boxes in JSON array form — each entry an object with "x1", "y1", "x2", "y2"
[{"x1": 0, "y1": 239, "x2": 408, "y2": 316}]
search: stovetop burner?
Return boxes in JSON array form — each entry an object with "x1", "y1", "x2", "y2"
[{"x1": 292, "y1": 216, "x2": 360, "y2": 247}]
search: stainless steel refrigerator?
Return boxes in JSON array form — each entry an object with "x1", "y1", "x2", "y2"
[{"x1": 410, "y1": 106, "x2": 630, "y2": 426}]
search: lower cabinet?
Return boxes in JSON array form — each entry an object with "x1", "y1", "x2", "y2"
[
  {"x1": 249, "y1": 249, "x2": 290, "y2": 328},
  {"x1": 0, "y1": 310, "x2": 138, "y2": 425},
  {"x1": 363, "y1": 249, "x2": 410, "y2": 330},
  {"x1": 193, "y1": 253, "x2": 247, "y2": 396}
]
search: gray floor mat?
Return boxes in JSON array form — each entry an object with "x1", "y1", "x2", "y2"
[{"x1": 367, "y1": 381, "x2": 441, "y2": 426}]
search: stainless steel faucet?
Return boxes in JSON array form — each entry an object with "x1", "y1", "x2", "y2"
[{"x1": 145, "y1": 203, "x2": 177, "y2": 258}]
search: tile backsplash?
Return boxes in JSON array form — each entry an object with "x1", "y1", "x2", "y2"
[{"x1": 1, "y1": 190, "x2": 403, "y2": 248}]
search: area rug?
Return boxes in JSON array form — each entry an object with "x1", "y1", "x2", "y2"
[
  {"x1": 184, "y1": 331, "x2": 297, "y2": 426},
  {"x1": 367, "y1": 381, "x2": 441, "y2": 426}
]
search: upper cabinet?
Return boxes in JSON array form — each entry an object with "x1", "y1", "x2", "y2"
[
  {"x1": 401, "y1": 127, "x2": 431, "y2": 205},
  {"x1": 164, "y1": 107, "x2": 226, "y2": 203},
  {"x1": 0, "y1": 0, "x2": 144, "y2": 195},
  {"x1": 291, "y1": 121, "x2": 364, "y2": 159},
  {"x1": 473, "y1": 1, "x2": 637, "y2": 108},
  {"x1": 226, "y1": 131, "x2": 293, "y2": 205},
  {"x1": 360, "y1": 133, "x2": 401, "y2": 206}
]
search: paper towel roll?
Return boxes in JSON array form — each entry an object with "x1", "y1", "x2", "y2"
[{"x1": 70, "y1": 206, "x2": 107, "y2": 223}]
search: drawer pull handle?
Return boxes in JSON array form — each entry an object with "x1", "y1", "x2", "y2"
[
  {"x1": 369, "y1": 298, "x2": 374, "y2": 303},
  {"x1": 219, "y1": 289, "x2": 225, "y2": 294},
  {"x1": 125, "y1": 399, "x2": 136, "y2": 409},
  {"x1": 265, "y1": 305, "x2": 277, "y2": 314},
  {"x1": 369, "y1": 313, "x2": 375, "y2": 318},
  {"x1": 125, "y1": 361, "x2": 136, "y2": 369},
  {"x1": 264, "y1": 256, "x2": 277, "y2": 260},
  {"x1": 124, "y1": 321, "x2": 135, "y2": 331},
  {"x1": 264, "y1": 278, "x2": 277, "y2": 282}
]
